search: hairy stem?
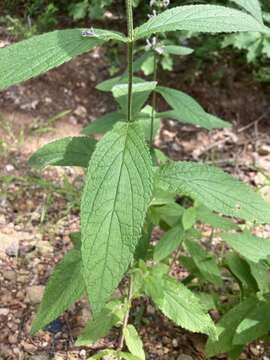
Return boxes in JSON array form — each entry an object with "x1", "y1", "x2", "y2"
[
  {"x1": 126, "y1": 0, "x2": 134, "y2": 123},
  {"x1": 118, "y1": 275, "x2": 133, "y2": 351},
  {"x1": 150, "y1": 53, "x2": 158, "y2": 146}
]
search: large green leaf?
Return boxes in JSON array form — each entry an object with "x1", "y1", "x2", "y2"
[
  {"x1": 81, "y1": 122, "x2": 153, "y2": 315},
  {"x1": 157, "y1": 87, "x2": 230, "y2": 130},
  {"x1": 184, "y1": 239, "x2": 223, "y2": 287},
  {"x1": 31, "y1": 248, "x2": 84, "y2": 334},
  {"x1": 248, "y1": 260, "x2": 269, "y2": 293},
  {"x1": 156, "y1": 161, "x2": 270, "y2": 224},
  {"x1": 134, "y1": 5, "x2": 270, "y2": 40},
  {"x1": 124, "y1": 325, "x2": 145, "y2": 360},
  {"x1": 234, "y1": 300, "x2": 270, "y2": 344},
  {"x1": 145, "y1": 274, "x2": 217, "y2": 338},
  {"x1": 0, "y1": 28, "x2": 125, "y2": 91},
  {"x1": 205, "y1": 297, "x2": 257, "y2": 357},
  {"x1": 230, "y1": 0, "x2": 263, "y2": 23},
  {"x1": 222, "y1": 231, "x2": 270, "y2": 262},
  {"x1": 28, "y1": 136, "x2": 96, "y2": 168},
  {"x1": 153, "y1": 225, "x2": 184, "y2": 261}
]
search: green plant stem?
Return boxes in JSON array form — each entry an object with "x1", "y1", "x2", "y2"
[
  {"x1": 126, "y1": 0, "x2": 134, "y2": 123},
  {"x1": 150, "y1": 53, "x2": 158, "y2": 146},
  {"x1": 118, "y1": 275, "x2": 133, "y2": 351}
]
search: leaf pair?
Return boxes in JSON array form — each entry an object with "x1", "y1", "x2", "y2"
[{"x1": 1, "y1": 4, "x2": 269, "y2": 91}]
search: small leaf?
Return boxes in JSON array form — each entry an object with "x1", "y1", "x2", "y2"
[
  {"x1": 225, "y1": 252, "x2": 258, "y2": 293},
  {"x1": 81, "y1": 122, "x2": 153, "y2": 315},
  {"x1": 163, "y1": 45, "x2": 194, "y2": 56},
  {"x1": 234, "y1": 300, "x2": 270, "y2": 344},
  {"x1": 185, "y1": 239, "x2": 223, "y2": 287},
  {"x1": 156, "y1": 87, "x2": 230, "y2": 130},
  {"x1": 205, "y1": 297, "x2": 257, "y2": 357},
  {"x1": 134, "y1": 5, "x2": 269, "y2": 40},
  {"x1": 31, "y1": 249, "x2": 84, "y2": 334},
  {"x1": 222, "y1": 231, "x2": 270, "y2": 263},
  {"x1": 28, "y1": 136, "x2": 96, "y2": 168},
  {"x1": 182, "y1": 207, "x2": 197, "y2": 230},
  {"x1": 224, "y1": 252, "x2": 258, "y2": 292},
  {"x1": 247, "y1": 260, "x2": 269, "y2": 293},
  {"x1": 196, "y1": 205, "x2": 238, "y2": 230},
  {"x1": 124, "y1": 325, "x2": 145, "y2": 360},
  {"x1": 82, "y1": 112, "x2": 123, "y2": 136},
  {"x1": 230, "y1": 0, "x2": 263, "y2": 23},
  {"x1": 153, "y1": 225, "x2": 184, "y2": 261},
  {"x1": 76, "y1": 301, "x2": 124, "y2": 346},
  {"x1": 112, "y1": 82, "x2": 157, "y2": 117},
  {"x1": 145, "y1": 274, "x2": 217, "y2": 338},
  {"x1": 156, "y1": 161, "x2": 270, "y2": 224},
  {"x1": 0, "y1": 28, "x2": 126, "y2": 91}
]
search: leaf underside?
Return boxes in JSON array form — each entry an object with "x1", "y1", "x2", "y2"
[{"x1": 81, "y1": 122, "x2": 153, "y2": 315}]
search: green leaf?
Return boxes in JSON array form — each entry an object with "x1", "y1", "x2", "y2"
[
  {"x1": 234, "y1": 300, "x2": 270, "y2": 344},
  {"x1": 82, "y1": 108, "x2": 161, "y2": 143},
  {"x1": 141, "y1": 54, "x2": 155, "y2": 76},
  {"x1": 184, "y1": 239, "x2": 223, "y2": 287},
  {"x1": 69, "y1": 232, "x2": 81, "y2": 249},
  {"x1": 153, "y1": 225, "x2": 184, "y2": 261},
  {"x1": 112, "y1": 82, "x2": 157, "y2": 117},
  {"x1": 156, "y1": 161, "x2": 270, "y2": 224},
  {"x1": 76, "y1": 301, "x2": 124, "y2": 346},
  {"x1": 0, "y1": 28, "x2": 126, "y2": 91},
  {"x1": 163, "y1": 45, "x2": 194, "y2": 56},
  {"x1": 182, "y1": 207, "x2": 197, "y2": 230},
  {"x1": 205, "y1": 297, "x2": 257, "y2": 357},
  {"x1": 134, "y1": 5, "x2": 270, "y2": 40},
  {"x1": 156, "y1": 87, "x2": 230, "y2": 130},
  {"x1": 82, "y1": 112, "x2": 123, "y2": 136},
  {"x1": 31, "y1": 248, "x2": 84, "y2": 334},
  {"x1": 145, "y1": 274, "x2": 217, "y2": 338},
  {"x1": 247, "y1": 260, "x2": 269, "y2": 293},
  {"x1": 28, "y1": 136, "x2": 96, "y2": 169},
  {"x1": 222, "y1": 231, "x2": 270, "y2": 262},
  {"x1": 224, "y1": 252, "x2": 258, "y2": 292},
  {"x1": 81, "y1": 122, "x2": 153, "y2": 315},
  {"x1": 196, "y1": 205, "x2": 238, "y2": 230},
  {"x1": 230, "y1": 0, "x2": 263, "y2": 23},
  {"x1": 124, "y1": 325, "x2": 145, "y2": 360}
]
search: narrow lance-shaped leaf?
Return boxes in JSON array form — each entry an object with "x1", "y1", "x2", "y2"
[
  {"x1": 134, "y1": 5, "x2": 270, "y2": 40},
  {"x1": 230, "y1": 0, "x2": 263, "y2": 23},
  {"x1": 156, "y1": 87, "x2": 230, "y2": 130},
  {"x1": 31, "y1": 248, "x2": 85, "y2": 334},
  {"x1": 81, "y1": 122, "x2": 153, "y2": 315},
  {"x1": 29, "y1": 136, "x2": 97, "y2": 168},
  {"x1": 0, "y1": 28, "x2": 126, "y2": 91},
  {"x1": 156, "y1": 161, "x2": 270, "y2": 224},
  {"x1": 222, "y1": 231, "x2": 270, "y2": 263}
]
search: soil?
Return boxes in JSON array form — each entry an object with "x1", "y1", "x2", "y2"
[{"x1": 0, "y1": 24, "x2": 270, "y2": 360}]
